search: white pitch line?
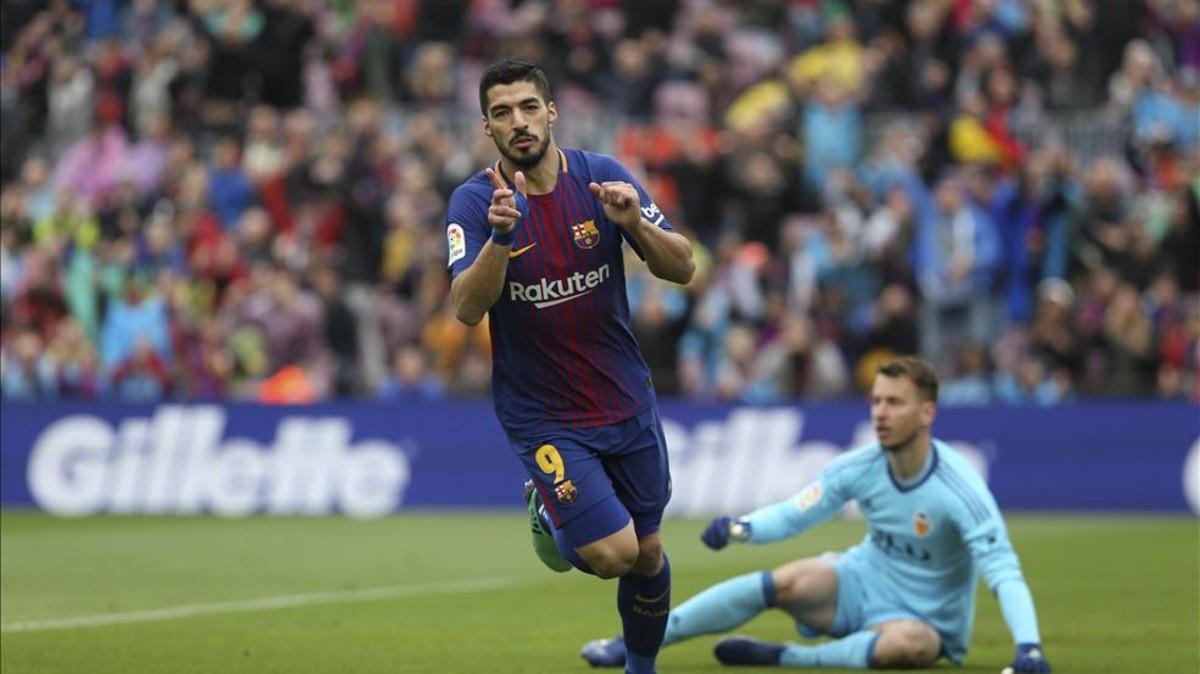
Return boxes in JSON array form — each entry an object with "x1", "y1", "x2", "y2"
[{"x1": 1, "y1": 576, "x2": 518, "y2": 634}]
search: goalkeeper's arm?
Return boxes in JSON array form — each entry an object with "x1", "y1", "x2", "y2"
[
  {"x1": 961, "y1": 502, "x2": 1051, "y2": 673},
  {"x1": 700, "y1": 481, "x2": 848, "y2": 550}
]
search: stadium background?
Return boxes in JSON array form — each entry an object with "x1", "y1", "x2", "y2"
[{"x1": 0, "y1": 1, "x2": 1197, "y2": 673}]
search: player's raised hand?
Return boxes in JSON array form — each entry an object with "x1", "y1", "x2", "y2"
[
  {"x1": 588, "y1": 181, "x2": 641, "y2": 229},
  {"x1": 486, "y1": 168, "x2": 527, "y2": 234}
]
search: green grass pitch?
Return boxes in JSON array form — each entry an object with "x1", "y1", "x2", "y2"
[{"x1": 1, "y1": 512, "x2": 1196, "y2": 673}]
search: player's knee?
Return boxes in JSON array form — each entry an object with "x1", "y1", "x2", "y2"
[
  {"x1": 630, "y1": 536, "x2": 663, "y2": 576},
  {"x1": 581, "y1": 543, "x2": 639, "y2": 579},
  {"x1": 587, "y1": 552, "x2": 637, "y2": 579},
  {"x1": 771, "y1": 560, "x2": 836, "y2": 605},
  {"x1": 770, "y1": 568, "x2": 804, "y2": 601},
  {"x1": 872, "y1": 624, "x2": 940, "y2": 668}
]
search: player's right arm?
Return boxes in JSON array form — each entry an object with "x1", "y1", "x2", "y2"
[
  {"x1": 700, "y1": 450, "x2": 864, "y2": 549},
  {"x1": 449, "y1": 169, "x2": 527, "y2": 326}
]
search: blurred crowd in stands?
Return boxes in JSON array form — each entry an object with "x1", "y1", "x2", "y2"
[{"x1": 1, "y1": 0, "x2": 1197, "y2": 404}]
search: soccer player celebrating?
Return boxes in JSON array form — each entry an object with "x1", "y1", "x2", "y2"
[
  {"x1": 582, "y1": 356, "x2": 1052, "y2": 673},
  {"x1": 446, "y1": 58, "x2": 694, "y2": 674}
]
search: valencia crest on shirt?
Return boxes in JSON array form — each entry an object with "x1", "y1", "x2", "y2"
[
  {"x1": 913, "y1": 510, "x2": 932, "y2": 537},
  {"x1": 572, "y1": 220, "x2": 599, "y2": 249}
]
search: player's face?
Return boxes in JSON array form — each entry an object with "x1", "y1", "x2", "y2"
[
  {"x1": 482, "y1": 81, "x2": 556, "y2": 169},
  {"x1": 870, "y1": 374, "x2": 935, "y2": 452}
]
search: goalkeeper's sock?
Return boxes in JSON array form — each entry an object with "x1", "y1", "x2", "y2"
[
  {"x1": 778, "y1": 630, "x2": 879, "y2": 668},
  {"x1": 617, "y1": 554, "x2": 670, "y2": 674},
  {"x1": 662, "y1": 570, "x2": 775, "y2": 645}
]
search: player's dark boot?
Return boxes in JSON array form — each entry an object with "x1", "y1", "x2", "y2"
[
  {"x1": 714, "y1": 635, "x2": 786, "y2": 666},
  {"x1": 525, "y1": 480, "x2": 572, "y2": 573},
  {"x1": 580, "y1": 635, "x2": 625, "y2": 668}
]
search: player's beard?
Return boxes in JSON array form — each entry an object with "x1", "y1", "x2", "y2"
[
  {"x1": 880, "y1": 426, "x2": 921, "y2": 454},
  {"x1": 498, "y1": 131, "x2": 550, "y2": 168}
]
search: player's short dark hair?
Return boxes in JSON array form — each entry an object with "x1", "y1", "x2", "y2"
[
  {"x1": 479, "y1": 58, "x2": 552, "y2": 116},
  {"x1": 877, "y1": 356, "x2": 939, "y2": 402}
]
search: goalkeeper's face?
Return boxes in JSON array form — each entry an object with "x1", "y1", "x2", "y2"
[
  {"x1": 870, "y1": 374, "x2": 935, "y2": 452},
  {"x1": 483, "y1": 81, "x2": 557, "y2": 169}
]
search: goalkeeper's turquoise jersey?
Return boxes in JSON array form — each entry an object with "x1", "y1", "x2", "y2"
[{"x1": 741, "y1": 439, "x2": 1040, "y2": 659}]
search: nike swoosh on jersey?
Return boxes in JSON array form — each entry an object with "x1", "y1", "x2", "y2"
[{"x1": 509, "y1": 242, "x2": 538, "y2": 259}]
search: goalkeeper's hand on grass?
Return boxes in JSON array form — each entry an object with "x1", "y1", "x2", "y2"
[
  {"x1": 700, "y1": 516, "x2": 750, "y2": 550},
  {"x1": 1007, "y1": 643, "x2": 1051, "y2": 673}
]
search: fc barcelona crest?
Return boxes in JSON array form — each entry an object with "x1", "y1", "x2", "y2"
[
  {"x1": 555, "y1": 479, "x2": 578, "y2": 504},
  {"x1": 572, "y1": 220, "x2": 599, "y2": 249}
]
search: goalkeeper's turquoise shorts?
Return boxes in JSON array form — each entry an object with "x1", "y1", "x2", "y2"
[{"x1": 797, "y1": 544, "x2": 965, "y2": 663}]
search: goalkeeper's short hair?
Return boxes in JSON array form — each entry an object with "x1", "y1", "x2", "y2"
[{"x1": 877, "y1": 356, "x2": 939, "y2": 402}]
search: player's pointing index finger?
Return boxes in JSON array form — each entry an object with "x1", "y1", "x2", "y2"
[{"x1": 485, "y1": 167, "x2": 507, "y2": 192}]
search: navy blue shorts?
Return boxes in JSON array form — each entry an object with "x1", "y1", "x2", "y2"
[{"x1": 510, "y1": 406, "x2": 672, "y2": 548}]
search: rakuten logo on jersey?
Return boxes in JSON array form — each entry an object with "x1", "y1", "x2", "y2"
[
  {"x1": 509, "y1": 264, "x2": 610, "y2": 308},
  {"x1": 27, "y1": 406, "x2": 410, "y2": 518}
]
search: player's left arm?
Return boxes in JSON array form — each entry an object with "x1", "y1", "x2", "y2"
[
  {"x1": 588, "y1": 163, "x2": 694, "y2": 284},
  {"x1": 953, "y1": 477, "x2": 1052, "y2": 673}
]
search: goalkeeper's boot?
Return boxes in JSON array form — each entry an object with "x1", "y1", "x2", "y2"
[
  {"x1": 525, "y1": 480, "x2": 572, "y2": 573},
  {"x1": 580, "y1": 636, "x2": 626, "y2": 668},
  {"x1": 714, "y1": 636, "x2": 786, "y2": 666}
]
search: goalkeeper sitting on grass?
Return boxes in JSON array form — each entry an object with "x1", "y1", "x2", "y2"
[{"x1": 582, "y1": 357, "x2": 1051, "y2": 673}]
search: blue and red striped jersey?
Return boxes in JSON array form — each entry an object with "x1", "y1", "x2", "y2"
[{"x1": 446, "y1": 148, "x2": 673, "y2": 440}]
